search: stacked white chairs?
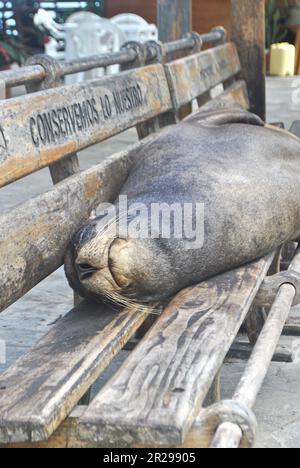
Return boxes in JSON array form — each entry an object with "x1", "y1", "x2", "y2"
[
  {"x1": 65, "y1": 12, "x2": 126, "y2": 84},
  {"x1": 110, "y1": 13, "x2": 158, "y2": 42}
]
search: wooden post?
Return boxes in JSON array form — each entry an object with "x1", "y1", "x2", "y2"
[
  {"x1": 231, "y1": 0, "x2": 266, "y2": 121},
  {"x1": 157, "y1": 0, "x2": 192, "y2": 118},
  {"x1": 157, "y1": 0, "x2": 192, "y2": 43},
  {"x1": 204, "y1": 371, "x2": 221, "y2": 407}
]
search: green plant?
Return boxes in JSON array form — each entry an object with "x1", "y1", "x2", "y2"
[
  {"x1": 0, "y1": 36, "x2": 29, "y2": 67},
  {"x1": 266, "y1": 0, "x2": 289, "y2": 48}
]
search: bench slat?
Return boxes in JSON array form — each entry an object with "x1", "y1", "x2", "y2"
[
  {"x1": 199, "y1": 80, "x2": 249, "y2": 112},
  {"x1": 79, "y1": 254, "x2": 274, "y2": 447},
  {"x1": 0, "y1": 64, "x2": 172, "y2": 187},
  {"x1": 0, "y1": 300, "x2": 150, "y2": 443},
  {"x1": 0, "y1": 138, "x2": 157, "y2": 313},
  {"x1": 165, "y1": 43, "x2": 241, "y2": 109},
  {"x1": 0, "y1": 405, "x2": 219, "y2": 448}
]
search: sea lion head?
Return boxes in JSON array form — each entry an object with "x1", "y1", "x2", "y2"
[{"x1": 64, "y1": 213, "x2": 178, "y2": 306}]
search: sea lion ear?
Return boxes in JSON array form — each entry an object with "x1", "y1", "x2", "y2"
[{"x1": 184, "y1": 107, "x2": 265, "y2": 128}]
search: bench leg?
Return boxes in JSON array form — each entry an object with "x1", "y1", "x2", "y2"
[
  {"x1": 73, "y1": 292, "x2": 83, "y2": 306},
  {"x1": 227, "y1": 341, "x2": 293, "y2": 363},
  {"x1": 283, "y1": 317, "x2": 300, "y2": 336},
  {"x1": 197, "y1": 91, "x2": 211, "y2": 108},
  {"x1": 203, "y1": 371, "x2": 221, "y2": 407},
  {"x1": 244, "y1": 246, "x2": 283, "y2": 344},
  {"x1": 243, "y1": 305, "x2": 266, "y2": 345},
  {"x1": 78, "y1": 388, "x2": 92, "y2": 406}
]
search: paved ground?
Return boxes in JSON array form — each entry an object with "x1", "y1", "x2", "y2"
[
  {"x1": 266, "y1": 75, "x2": 300, "y2": 129},
  {"x1": 1, "y1": 77, "x2": 300, "y2": 448}
]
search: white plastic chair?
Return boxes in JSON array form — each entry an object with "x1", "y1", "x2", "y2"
[
  {"x1": 34, "y1": 8, "x2": 64, "y2": 38},
  {"x1": 33, "y1": 8, "x2": 65, "y2": 61},
  {"x1": 66, "y1": 11, "x2": 105, "y2": 25},
  {"x1": 65, "y1": 12, "x2": 126, "y2": 84},
  {"x1": 110, "y1": 13, "x2": 158, "y2": 42}
]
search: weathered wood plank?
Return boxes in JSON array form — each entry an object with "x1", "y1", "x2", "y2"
[
  {"x1": 0, "y1": 64, "x2": 172, "y2": 188},
  {"x1": 0, "y1": 136, "x2": 157, "y2": 313},
  {"x1": 231, "y1": 0, "x2": 266, "y2": 120},
  {"x1": 164, "y1": 43, "x2": 241, "y2": 109},
  {"x1": 0, "y1": 300, "x2": 149, "y2": 443},
  {"x1": 79, "y1": 254, "x2": 274, "y2": 447},
  {"x1": 0, "y1": 404, "x2": 232, "y2": 449},
  {"x1": 0, "y1": 406, "x2": 212, "y2": 448},
  {"x1": 0, "y1": 407, "x2": 89, "y2": 449},
  {"x1": 198, "y1": 80, "x2": 249, "y2": 112}
]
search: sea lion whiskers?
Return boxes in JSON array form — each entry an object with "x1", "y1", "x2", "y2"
[
  {"x1": 101, "y1": 286, "x2": 158, "y2": 315},
  {"x1": 93, "y1": 210, "x2": 129, "y2": 241},
  {"x1": 98, "y1": 291, "x2": 156, "y2": 317},
  {"x1": 101, "y1": 288, "x2": 161, "y2": 316}
]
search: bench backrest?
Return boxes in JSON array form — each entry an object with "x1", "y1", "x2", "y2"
[
  {"x1": 0, "y1": 32, "x2": 245, "y2": 314},
  {"x1": 165, "y1": 42, "x2": 241, "y2": 108},
  {"x1": 0, "y1": 64, "x2": 172, "y2": 187}
]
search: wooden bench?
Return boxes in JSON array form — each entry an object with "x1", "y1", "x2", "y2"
[{"x1": 0, "y1": 2, "x2": 299, "y2": 449}]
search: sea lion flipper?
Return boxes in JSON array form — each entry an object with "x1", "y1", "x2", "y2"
[{"x1": 184, "y1": 107, "x2": 264, "y2": 128}]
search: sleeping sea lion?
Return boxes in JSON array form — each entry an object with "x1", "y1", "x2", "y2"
[{"x1": 64, "y1": 107, "x2": 300, "y2": 307}]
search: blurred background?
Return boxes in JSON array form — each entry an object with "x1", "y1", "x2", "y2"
[{"x1": 0, "y1": 1, "x2": 299, "y2": 75}]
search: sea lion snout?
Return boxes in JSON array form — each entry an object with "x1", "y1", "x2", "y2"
[
  {"x1": 75, "y1": 261, "x2": 99, "y2": 281},
  {"x1": 74, "y1": 235, "x2": 132, "y2": 288},
  {"x1": 65, "y1": 217, "x2": 144, "y2": 305},
  {"x1": 65, "y1": 217, "x2": 178, "y2": 305},
  {"x1": 64, "y1": 220, "x2": 115, "y2": 300},
  {"x1": 108, "y1": 238, "x2": 134, "y2": 289}
]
